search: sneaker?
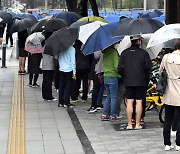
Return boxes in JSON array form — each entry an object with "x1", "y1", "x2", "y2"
[
  {"x1": 21, "y1": 71, "x2": 26, "y2": 75},
  {"x1": 27, "y1": 83, "x2": 32, "y2": 87},
  {"x1": 47, "y1": 98, "x2": 57, "y2": 102},
  {"x1": 18, "y1": 71, "x2": 22, "y2": 75},
  {"x1": 67, "y1": 103, "x2": 75, "y2": 108},
  {"x1": 109, "y1": 115, "x2": 117, "y2": 122},
  {"x1": 116, "y1": 115, "x2": 123, "y2": 119},
  {"x1": 97, "y1": 105, "x2": 103, "y2": 110},
  {"x1": 58, "y1": 104, "x2": 65, "y2": 107},
  {"x1": 165, "y1": 145, "x2": 174, "y2": 151},
  {"x1": 140, "y1": 118, "x2": 145, "y2": 125},
  {"x1": 32, "y1": 84, "x2": 40, "y2": 88},
  {"x1": 175, "y1": 145, "x2": 180, "y2": 151},
  {"x1": 86, "y1": 107, "x2": 97, "y2": 113},
  {"x1": 70, "y1": 99, "x2": 78, "y2": 103},
  {"x1": 101, "y1": 114, "x2": 109, "y2": 121},
  {"x1": 81, "y1": 99, "x2": 87, "y2": 103}
]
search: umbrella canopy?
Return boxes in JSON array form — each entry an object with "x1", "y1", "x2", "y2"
[
  {"x1": 44, "y1": 27, "x2": 78, "y2": 55},
  {"x1": 69, "y1": 20, "x2": 90, "y2": 29},
  {"x1": 16, "y1": 12, "x2": 37, "y2": 20},
  {"x1": 82, "y1": 22, "x2": 123, "y2": 55},
  {"x1": 10, "y1": 18, "x2": 37, "y2": 34},
  {"x1": 78, "y1": 16, "x2": 108, "y2": 23},
  {"x1": 30, "y1": 18, "x2": 67, "y2": 33},
  {"x1": 139, "y1": 10, "x2": 163, "y2": 18},
  {"x1": 54, "y1": 11, "x2": 81, "y2": 25},
  {"x1": 79, "y1": 21, "x2": 107, "y2": 44},
  {"x1": 113, "y1": 18, "x2": 164, "y2": 36},
  {"x1": 147, "y1": 24, "x2": 180, "y2": 57},
  {"x1": 25, "y1": 32, "x2": 45, "y2": 54},
  {"x1": 0, "y1": 11, "x2": 13, "y2": 23}
]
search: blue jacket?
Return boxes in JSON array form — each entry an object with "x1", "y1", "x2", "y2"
[{"x1": 58, "y1": 46, "x2": 76, "y2": 75}]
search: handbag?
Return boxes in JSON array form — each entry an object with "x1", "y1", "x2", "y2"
[{"x1": 156, "y1": 68, "x2": 168, "y2": 94}]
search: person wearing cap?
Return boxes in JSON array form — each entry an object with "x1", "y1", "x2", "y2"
[{"x1": 118, "y1": 35, "x2": 152, "y2": 129}]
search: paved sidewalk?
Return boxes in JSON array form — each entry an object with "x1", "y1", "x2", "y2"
[{"x1": 0, "y1": 46, "x2": 178, "y2": 154}]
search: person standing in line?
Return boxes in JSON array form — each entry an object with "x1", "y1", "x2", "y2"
[
  {"x1": 119, "y1": 35, "x2": 152, "y2": 129},
  {"x1": 18, "y1": 29, "x2": 29, "y2": 75},
  {"x1": 6, "y1": 20, "x2": 14, "y2": 47},
  {"x1": 101, "y1": 45, "x2": 121, "y2": 121},
  {"x1": 161, "y1": 41, "x2": 180, "y2": 151},
  {"x1": 57, "y1": 45, "x2": 76, "y2": 108}
]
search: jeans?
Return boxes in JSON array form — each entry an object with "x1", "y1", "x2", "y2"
[
  {"x1": 59, "y1": 71, "x2": 73, "y2": 105},
  {"x1": 103, "y1": 77, "x2": 118, "y2": 116},
  {"x1": 163, "y1": 105, "x2": 180, "y2": 146}
]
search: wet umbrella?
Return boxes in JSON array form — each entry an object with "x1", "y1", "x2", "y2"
[
  {"x1": 78, "y1": 16, "x2": 108, "y2": 23},
  {"x1": 44, "y1": 27, "x2": 78, "y2": 55},
  {"x1": 139, "y1": 10, "x2": 163, "y2": 18},
  {"x1": 82, "y1": 22, "x2": 123, "y2": 55},
  {"x1": 10, "y1": 18, "x2": 38, "y2": 34},
  {"x1": 25, "y1": 32, "x2": 45, "y2": 54},
  {"x1": 54, "y1": 11, "x2": 81, "y2": 25},
  {"x1": 113, "y1": 18, "x2": 164, "y2": 36},
  {"x1": 147, "y1": 24, "x2": 180, "y2": 57},
  {"x1": 69, "y1": 20, "x2": 90, "y2": 29},
  {"x1": 78, "y1": 21, "x2": 107, "y2": 44},
  {"x1": 16, "y1": 12, "x2": 37, "y2": 20},
  {"x1": 30, "y1": 18, "x2": 67, "y2": 33},
  {"x1": 0, "y1": 11, "x2": 13, "y2": 23}
]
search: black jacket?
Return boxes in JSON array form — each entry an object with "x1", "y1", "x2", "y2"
[{"x1": 119, "y1": 44, "x2": 152, "y2": 87}]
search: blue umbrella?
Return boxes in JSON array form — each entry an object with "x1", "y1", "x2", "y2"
[
  {"x1": 140, "y1": 10, "x2": 163, "y2": 18},
  {"x1": 82, "y1": 22, "x2": 124, "y2": 55},
  {"x1": 16, "y1": 13, "x2": 37, "y2": 20},
  {"x1": 54, "y1": 11, "x2": 81, "y2": 25}
]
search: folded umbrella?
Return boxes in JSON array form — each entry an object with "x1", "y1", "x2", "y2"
[
  {"x1": 44, "y1": 27, "x2": 78, "y2": 55},
  {"x1": 25, "y1": 32, "x2": 45, "y2": 54},
  {"x1": 10, "y1": 18, "x2": 37, "y2": 34},
  {"x1": 113, "y1": 18, "x2": 164, "y2": 36},
  {"x1": 82, "y1": 22, "x2": 123, "y2": 55}
]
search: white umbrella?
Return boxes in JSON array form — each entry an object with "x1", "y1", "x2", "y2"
[
  {"x1": 78, "y1": 21, "x2": 107, "y2": 44},
  {"x1": 147, "y1": 24, "x2": 180, "y2": 49},
  {"x1": 115, "y1": 34, "x2": 161, "y2": 59}
]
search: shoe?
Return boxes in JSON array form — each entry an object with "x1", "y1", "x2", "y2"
[
  {"x1": 165, "y1": 145, "x2": 174, "y2": 151},
  {"x1": 132, "y1": 119, "x2": 136, "y2": 125},
  {"x1": 140, "y1": 118, "x2": 145, "y2": 125},
  {"x1": 27, "y1": 83, "x2": 32, "y2": 87},
  {"x1": 109, "y1": 115, "x2": 117, "y2": 122},
  {"x1": 171, "y1": 130, "x2": 177, "y2": 136},
  {"x1": 67, "y1": 103, "x2": 75, "y2": 108},
  {"x1": 86, "y1": 107, "x2": 97, "y2": 113},
  {"x1": 20, "y1": 71, "x2": 26, "y2": 75},
  {"x1": 18, "y1": 71, "x2": 22, "y2": 75},
  {"x1": 10, "y1": 45, "x2": 13, "y2": 47},
  {"x1": 81, "y1": 99, "x2": 87, "y2": 103},
  {"x1": 175, "y1": 145, "x2": 180, "y2": 151},
  {"x1": 97, "y1": 105, "x2": 103, "y2": 110},
  {"x1": 32, "y1": 84, "x2": 40, "y2": 88},
  {"x1": 101, "y1": 114, "x2": 109, "y2": 121},
  {"x1": 70, "y1": 99, "x2": 78, "y2": 103},
  {"x1": 117, "y1": 115, "x2": 123, "y2": 119},
  {"x1": 47, "y1": 98, "x2": 57, "y2": 102},
  {"x1": 58, "y1": 104, "x2": 65, "y2": 107}
]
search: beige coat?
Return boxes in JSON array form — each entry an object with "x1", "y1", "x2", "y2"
[{"x1": 159, "y1": 49, "x2": 180, "y2": 106}]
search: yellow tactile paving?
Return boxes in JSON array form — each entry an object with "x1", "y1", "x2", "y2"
[{"x1": 7, "y1": 72, "x2": 26, "y2": 154}]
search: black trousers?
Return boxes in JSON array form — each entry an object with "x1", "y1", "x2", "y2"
[
  {"x1": 42, "y1": 70, "x2": 54, "y2": 100},
  {"x1": 71, "y1": 69, "x2": 89, "y2": 100},
  {"x1": 91, "y1": 73, "x2": 102, "y2": 108},
  {"x1": 6, "y1": 33, "x2": 13, "y2": 45},
  {"x1": 29, "y1": 73, "x2": 39, "y2": 85},
  {"x1": 59, "y1": 71, "x2": 73, "y2": 105},
  {"x1": 163, "y1": 105, "x2": 180, "y2": 146}
]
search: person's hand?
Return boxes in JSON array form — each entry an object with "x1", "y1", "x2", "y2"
[{"x1": 72, "y1": 74, "x2": 76, "y2": 80}]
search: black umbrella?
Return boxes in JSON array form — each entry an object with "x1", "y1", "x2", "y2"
[
  {"x1": 10, "y1": 18, "x2": 38, "y2": 34},
  {"x1": 30, "y1": 18, "x2": 67, "y2": 33},
  {"x1": 113, "y1": 18, "x2": 164, "y2": 36},
  {"x1": 54, "y1": 11, "x2": 81, "y2": 25},
  {"x1": 0, "y1": 11, "x2": 13, "y2": 23},
  {"x1": 44, "y1": 27, "x2": 78, "y2": 55}
]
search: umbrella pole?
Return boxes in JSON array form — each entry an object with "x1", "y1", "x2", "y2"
[{"x1": 1, "y1": 43, "x2": 7, "y2": 68}]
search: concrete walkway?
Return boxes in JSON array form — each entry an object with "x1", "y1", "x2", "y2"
[{"x1": 0, "y1": 46, "x2": 178, "y2": 154}]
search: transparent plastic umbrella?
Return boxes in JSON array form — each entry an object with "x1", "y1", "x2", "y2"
[{"x1": 147, "y1": 24, "x2": 180, "y2": 49}]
